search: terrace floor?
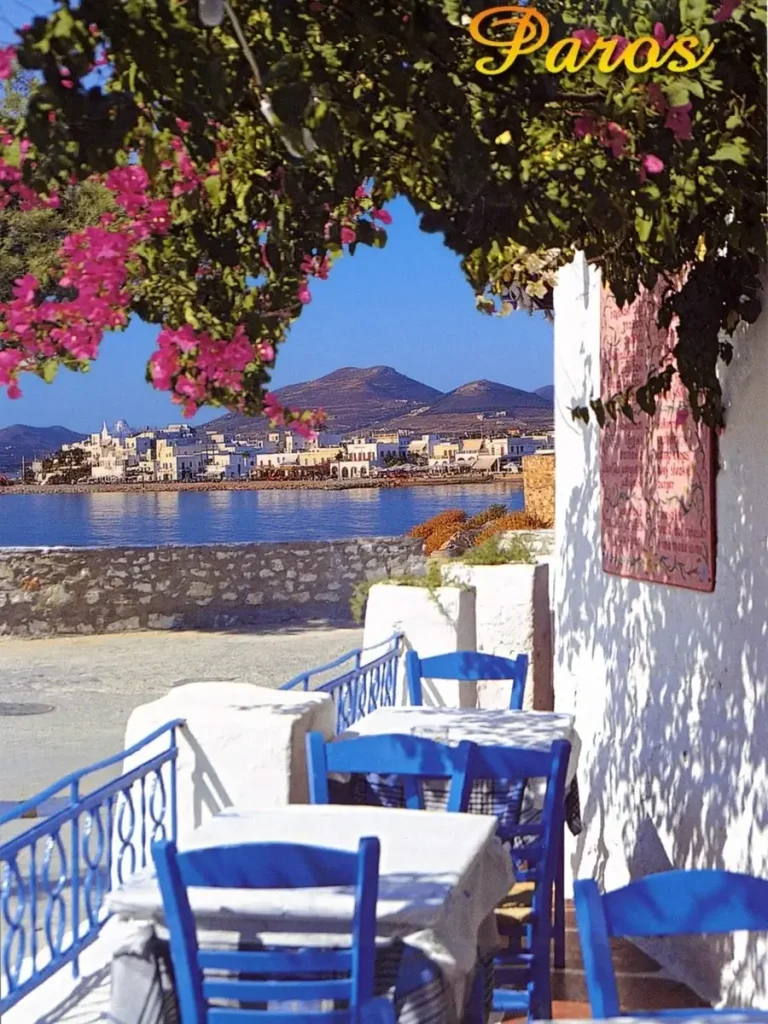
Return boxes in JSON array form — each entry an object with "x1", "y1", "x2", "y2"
[
  {"x1": 498, "y1": 902, "x2": 709, "y2": 1021},
  {"x1": 5, "y1": 902, "x2": 708, "y2": 1024}
]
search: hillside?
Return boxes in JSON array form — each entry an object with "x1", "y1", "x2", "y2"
[
  {"x1": 375, "y1": 379, "x2": 553, "y2": 433},
  {"x1": 535, "y1": 385, "x2": 554, "y2": 401},
  {"x1": 206, "y1": 367, "x2": 553, "y2": 438},
  {"x1": 0, "y1": 424, "x2": 86, "y2": 476},
  {"x1": 205, "y1": 365, "x2": 444, "y2": 437}
]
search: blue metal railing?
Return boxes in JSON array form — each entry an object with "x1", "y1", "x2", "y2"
[
  {"x1": 281, "y1": 633, "x2": 403, "y2": 731},
  {"x1": 0, "y1": 719, "x2": 183, "y2": 1015}
]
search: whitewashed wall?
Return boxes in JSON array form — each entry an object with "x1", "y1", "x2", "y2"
[{"x1": 554, "y1": 254, "x2": 768, "y2": 1006}]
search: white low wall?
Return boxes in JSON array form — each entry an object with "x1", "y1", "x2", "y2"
[
  {"x1": 111, "y1": 683, "x2": 334, "y2": 887},
  {"x1": 554, "y1": 253, "x2": 768, "y2": 1005},
  {"x1": 362, "y1": 583, "x2": 477, "y2": 706},
  {"x1": 442, "y1": 562, "x2": 552, "y2": 711}
]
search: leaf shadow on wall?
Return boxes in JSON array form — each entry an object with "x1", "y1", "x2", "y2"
[{"x1": 557, "y1": 285, "x2": 768, "y2": 1007}]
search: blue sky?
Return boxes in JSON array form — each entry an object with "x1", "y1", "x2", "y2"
[{"x1": 0, "y1": 2, "x2": 553, "y2": 433}]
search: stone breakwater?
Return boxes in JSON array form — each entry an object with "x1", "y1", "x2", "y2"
[
  {"x1": 0, "y1": 538, "x2": 426, "y2": 637},
  {"x1": 0, "y1": 473, "x2": 520, "y2": 496}
]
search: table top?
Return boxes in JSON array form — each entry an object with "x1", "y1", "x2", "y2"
[
  {"x1": 107, "y1": 803, "x2": 513, "y2": 939},
  {"x1": 338, "y1": 706, "x2": 580, "y2": 785}
]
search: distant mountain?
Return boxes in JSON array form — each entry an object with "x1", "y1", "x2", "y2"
[
  {"x1": 206, "y1": 366, "x2": 445, "y2": 437},
  {"x1": 0, "y1": 424, "x2": 86, "y2": 476},
  {"x1": 534, "y1": 385, "x2": 554, "y2": 401},
  {"x1": 425, "y1": 380, "x2": 552, "y2": 415},
  {"x1": 377, "y1": 379, "x2": 553, "y2": 433}
]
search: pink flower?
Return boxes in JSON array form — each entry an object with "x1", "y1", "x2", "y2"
[
  {"x1": 646, "y1": 83, "x2": 668, "y2": 114},
  {"x1": 572, "y1": 28, "x2": 599, "y2": 50},
  {"x1": 665, "y1": 103, "x2": 692, "y2": 140},
  {"x1": 340, "y1": 226, "x2": 356, "y2": 245},
  {"x1": 258, "y1": 341, "x2": 275, "y2": 362},
  {"x1": 7, "y1": 381, "x2": 22, "y2": 399},
  {"x1": 639, "y1": 153, "x2": 665, "y2": 181},
  {"x1": 610, "y1": 36, "x2": 629, "y2": 57},
  {"x1": 175, "y1": 118, "x2": 191, "y2": 133},
  {"x1": 372, "y1": 208, "x2": 392, "y2": 225},
  {"x1": 354, "y1": 184, "x2": 369, "y2": 199},
  {"x1": 297, "y1": 281, "x2": 312, "y2": 304},
  {"x1": 653, "y1": 22, "x2": 675, "y2": 48},
  {"x1": 13, "y1": 274, "x2": 38, "y2": 303},
  {"x1": 0, "y1": 348, "x2": 24, "y2": 386},
  {"x1": 601, "y1": 122, "x2": 629, "y2": 158},
  {"x1": 642, "y1": 154, "x2": 665, "y2": 173},
  {"x1": 0, "y1": 46, "x2": 15, "y2": 81},
  {"x1": 574, "y1": 115, "x2": 597, "y2": 139},
  {"x1": 713, "y1": 0, "x2": 741, "y2": 20}
]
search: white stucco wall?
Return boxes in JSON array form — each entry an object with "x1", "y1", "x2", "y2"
[
  {"x1": 554, "y1": 253, "x2": 768, "y2": 1006},
  {"x1": 362, "y1": 583, "x2": 477, "y2": 706}
]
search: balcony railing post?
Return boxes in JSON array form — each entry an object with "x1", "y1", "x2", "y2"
[
  {"x1": 70, "y1": 779, "x2": 79, "y2": 979},
  {"x1": 170, "y1": 726, "x2": 178, "y2": 843}
]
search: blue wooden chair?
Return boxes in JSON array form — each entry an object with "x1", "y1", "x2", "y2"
[
  {"x1": 404, "y1": 649, "x2": 529, "y2": 710},
  {"x1": 462, "y1": 739, "x2": 571, "y2": 1022},
  {"x1": 305, "y1": 731, "x2": 475, "y2": 811},
  {"x1": 405, "y1": 648, "x2": 567, "y2": 972},
  {"x1": 575, "y1": 870, "x2": 768, "y2": 1020},
  {"x1": 152, "y1": 836, "x2": 395, "y2": 1023}
]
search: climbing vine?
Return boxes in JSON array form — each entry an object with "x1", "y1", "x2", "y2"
[{"x1": 0, "y1": 0, "x2": 764, "y2": 427}]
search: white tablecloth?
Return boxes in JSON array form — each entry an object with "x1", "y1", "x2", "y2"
[
  {"x1": 106, "y1": 804, "x2": 514, "y2": 1019},
  {"x1": 339, "y1": 706, "x2": 580, "y2": 786}
]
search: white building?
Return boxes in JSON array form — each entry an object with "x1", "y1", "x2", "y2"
[
  {"x1": 507, "y1": 435, "x2": 549, "y2": 461},
  {"x1": 205, "y1": 447, "x2": 257, "y2": 480},
  {"x1": 155, "y1": 437, "x2": 206, "y2": 481},
  {"x1": 553, "y1": 253, "x2": 768, "y2": 1007},
  {"x1": 408, "y1": 434, "x2": 441, "y2": 458}
]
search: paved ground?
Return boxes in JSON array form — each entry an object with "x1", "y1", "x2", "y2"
[{"x1": 0, "y1": 627, "x2": 363, "y2": 804}]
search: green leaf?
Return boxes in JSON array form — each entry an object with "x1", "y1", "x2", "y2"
[
  {"x1": 710, "y1": 142, "x2": 746, "y2": 164},
  {"x1": 50, "y1": 8, "x2": 75, "y2": 38},
  {"x1": 635, "y1": 209, "x2": 653, "y2": 242},
  {"x1": 589, "y1": 398, "x2": 606, "y2": 427},
  {"x1": 41, "y1": 359, "x2": 58, "y2": 383},
  {"x1": 665, "y1": 81, "x2": 690, "y2": 106},
  {"x1": 204, "y1": 174, "x2": 222, "y2": 205}
]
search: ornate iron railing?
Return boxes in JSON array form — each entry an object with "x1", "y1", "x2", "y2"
[
  {"x1": 0, "y1": 719, "x2": 183, "y2": 1015},
  {"x1": 281, "y1": 633, "x2": 403, "y2": 731}
]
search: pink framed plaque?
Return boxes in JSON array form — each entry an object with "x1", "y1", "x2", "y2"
[{"x1": 599, "y1": 280, "x2": 716, "y2": 591}]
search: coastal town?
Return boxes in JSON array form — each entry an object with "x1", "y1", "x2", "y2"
[{"x1": 16, "y1": 419, "x2": 554, "y2": 486}]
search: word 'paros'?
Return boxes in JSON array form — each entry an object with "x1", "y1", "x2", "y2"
[{"x1": 468, "y1": 6, "x2": 714, "y2": 75}]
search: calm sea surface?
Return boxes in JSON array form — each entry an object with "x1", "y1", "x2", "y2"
[{"x1": 0, "y1": 483, "x2": 523, "y2": 548}]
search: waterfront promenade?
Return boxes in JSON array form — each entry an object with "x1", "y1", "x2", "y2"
[{"x1": 0, "y1": 627, "x2": 362, "y2": 808}]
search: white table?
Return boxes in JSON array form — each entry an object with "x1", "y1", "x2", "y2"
[
  {"x1": 339, "y1": 706, "x2": 580, "y2": 787},
  {"x1": 106, "y1": 804, "x2": 514, "y2": 1023}
]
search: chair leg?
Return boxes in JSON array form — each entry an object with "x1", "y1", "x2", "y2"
[{"x1": 554, "y1": 831, "x2": 566, "y2": 969}]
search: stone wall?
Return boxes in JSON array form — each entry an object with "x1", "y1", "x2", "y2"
[
  {"x1": 522, "y1": 453, "x2": 555, "y2": 526},
  {"x1": 0, "y1": 537, "x2": 425, "y2": 637}
]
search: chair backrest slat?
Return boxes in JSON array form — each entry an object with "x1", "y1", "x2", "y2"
[
  {"x1": 574, "y1": 870, "x2": 768, "y2": 1018},
  {"x1": 152, "y1": 836, "x2": 381, "y2": 1022},
  {"x1": 306, "y1": 731, "x2": 476, "y2": 812},
  {"x1": 405, "y1": 649, "x2": 528, "y2": 709}
]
